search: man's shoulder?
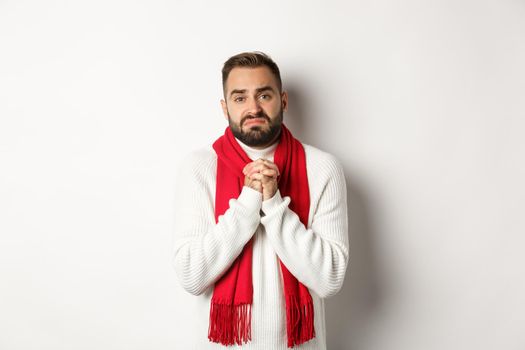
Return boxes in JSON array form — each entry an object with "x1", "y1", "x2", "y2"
[
  {"x1": 302, "y1": 143, "x2": 343, "y2": 173},
  {"x1": 302, "y1": 143, "x2": 346, "y2": 194},
  {"x1": 178, "y1": 145, "x2": 217, "y2": 174}
]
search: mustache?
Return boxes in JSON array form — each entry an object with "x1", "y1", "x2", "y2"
[{"x1": 241, "y1": 112, "x2": 271, "y2": 127}]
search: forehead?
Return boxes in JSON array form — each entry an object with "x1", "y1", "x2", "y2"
[{"x1": 225, "y1": 66, "x2": 279, "y2": 94}]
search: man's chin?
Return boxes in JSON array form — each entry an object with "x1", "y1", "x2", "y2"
[{"x1": 242, "y1": 124, "x2": 268, "y2": 133}]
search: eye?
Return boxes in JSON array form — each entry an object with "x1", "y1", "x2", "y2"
[
  {"x1": 260, "y1": 94, "x2": 271, "y2": 100},
  {"x1": 234, "y1": 96, "x2": 245, "y2": 103}
]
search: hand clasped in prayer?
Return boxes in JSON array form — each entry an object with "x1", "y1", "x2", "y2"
[{"x1": 243, "y1": 158, "x2": 280, "y2": 200}]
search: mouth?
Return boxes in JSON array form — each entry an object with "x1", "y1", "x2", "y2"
[
  {"x1": 241, "y1": 113, "x2": 270, "y2": 127},
  {"x1": 243, "y1": 117, "x2": 267, "y2": 127}
]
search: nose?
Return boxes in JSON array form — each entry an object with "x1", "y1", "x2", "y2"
[{"x1": 246, "y1": 96, "x2": 262, "y2": 115}]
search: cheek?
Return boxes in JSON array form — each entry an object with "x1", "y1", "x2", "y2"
[
  {"x1": 227, "y1": 106, "x2": 243, "y2": 122},
  {"x1": 265, "y1": 102, "x2": 281, "y2": 116}
]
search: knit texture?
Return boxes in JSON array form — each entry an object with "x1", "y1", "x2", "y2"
[{"x1": 173, "y1": 139, "x2": 349, "y2": 350}]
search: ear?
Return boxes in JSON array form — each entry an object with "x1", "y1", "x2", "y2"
[
  {"x1": 281, "y1": 91, "x2": 288, "y2": 112},
  {"x1": 220, "y1": 99, "x2": 228, "y2": 120}
]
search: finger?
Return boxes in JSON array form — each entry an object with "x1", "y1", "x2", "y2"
[
  {"x1": 245, "y1": 174, "x2": 262, "y2": 189},
  {"x1": 261, "y1": 168, "x2": 278, "y2": 178},
  {"x1": 260, "y1": 161, "x2": 280, "y2": 175},
  {"x1": 252, "y1": 180, "x2": 262, "y2": 192},
  {"x1": 250, "y1": 172, "x2": 278, "y2": 184},
  {"x1": 248, "y1": 162, "x2": 279, "y2": 175},
  {"x1": 259, "y1": 168, "x2": 281, "y2": 178},
  {"x1": 249, "y1": 172, "x2": 264, "y2": 181},
  {"x1": 247, "y1": 164, "x2": 269, "y2": 176},
  {"x1": 261, "y1": 159, "x2": 278, "y2": 168},
  {"x1": 244, "y1": 160, "x2": 267, "y2": 172},
  {"x1": 254, "y1": 158, "x2": 276, "y2": 172},
  {"x1": 243, "y1": 162, "x2": 255, "y2": 175}
]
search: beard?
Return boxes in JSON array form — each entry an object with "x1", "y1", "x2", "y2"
[{"x1": 228, "y1": 109, "x2": 283, "y2": 147}]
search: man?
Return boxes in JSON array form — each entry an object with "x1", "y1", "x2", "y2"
[{"x1": 172, "y1": 52, "x2": 349, "y2": 349}]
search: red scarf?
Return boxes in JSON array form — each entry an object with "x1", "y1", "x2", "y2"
[{"x1": 209, "y1": 124, "x2": 315, "y2": 348}]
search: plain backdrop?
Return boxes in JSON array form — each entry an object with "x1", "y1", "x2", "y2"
[{"x1": 1, "y1": 1, "x2": 524, "y2": 349}]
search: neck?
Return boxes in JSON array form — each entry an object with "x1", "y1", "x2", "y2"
[{"x1": 235, "y1": 137, "x2": 278, "y2": 161}]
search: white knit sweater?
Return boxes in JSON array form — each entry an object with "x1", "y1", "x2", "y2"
[{"x1": 172, "y1": 138, "x2": 349, "y2": 350}]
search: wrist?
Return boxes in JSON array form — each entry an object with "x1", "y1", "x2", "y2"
[{"x1": 262, "y1": 189, "x2": 283, "y2": 213}]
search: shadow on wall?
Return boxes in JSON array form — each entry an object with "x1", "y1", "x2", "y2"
[
  {"x1": 285, "y1": 81, "x2": 385, "y2": 350},
  {"x1": 281, "y1": 84, "x2": 309, "y2": 142},
  {"x1": 326, "y1": 178, "x2": 385, "y2": 350}
]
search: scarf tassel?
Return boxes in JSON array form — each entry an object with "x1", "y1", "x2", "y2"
[
  {"x1": 208, "y1": 301, "x2": 252, "y2": 346},
  {"x1": 285, "y1": 295, "x2": 315, "y2": 348}
]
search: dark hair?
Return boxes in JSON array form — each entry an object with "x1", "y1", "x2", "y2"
[{"x1": 221, "y1": 51, "x2": 282, "y2": 95}]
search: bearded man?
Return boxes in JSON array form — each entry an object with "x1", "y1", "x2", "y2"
[{"x1": 172, "y1": 51, "x2": 349, "y2": 349}]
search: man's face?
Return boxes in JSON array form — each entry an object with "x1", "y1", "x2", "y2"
[{"x1": 221, "y1": 66, "x2": 288, "y2": 148}]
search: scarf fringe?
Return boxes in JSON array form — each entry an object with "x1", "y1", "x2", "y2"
[
  {"x1": 208, "y1": 301, "x2": 252, "y2": 346},
  {"x1": 285, "y1": 294, "x2": 315, "y2": 348}
]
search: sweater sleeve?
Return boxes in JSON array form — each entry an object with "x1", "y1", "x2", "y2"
[
  {"x1": 172, "y1": 150, "x2": 262, "y2": 296},
  {"x1": 260, "y1": 154, "x2": 349, "y2": 299}
]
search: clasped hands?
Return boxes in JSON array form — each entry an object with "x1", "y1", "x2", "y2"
[{"x1": 243, "y1": 159, "x2": 280, "y2": 201}]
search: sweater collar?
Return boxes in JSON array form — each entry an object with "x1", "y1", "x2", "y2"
[{"x1": 235, "y1": 137, "x2": 278, "y2": 161}]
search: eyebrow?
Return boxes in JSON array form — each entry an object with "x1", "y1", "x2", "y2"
[
  {"x1": 229, "y1": 85, "x2": 276, "y2": 98},
  {"x1": 229, "y1": 89, "x2": 246, "y2": 97},
  {"x1": 256, "y1": 86, "x2": 275, "y2": 94}
]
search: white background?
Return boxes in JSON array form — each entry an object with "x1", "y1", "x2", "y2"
[{"x1": 1, "y1": 1, "x2": 524, "y2": 349}]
